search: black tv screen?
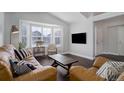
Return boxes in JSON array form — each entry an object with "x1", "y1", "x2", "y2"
[{"x1": 72, "y1": 33, "x2": 86, "y2": 44}]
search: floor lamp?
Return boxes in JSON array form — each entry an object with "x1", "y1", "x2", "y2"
[{"x1": 10, "y1": 25, "x2": 19, "y2": 44}]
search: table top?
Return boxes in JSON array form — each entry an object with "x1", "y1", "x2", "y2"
[{"x1": 48, "y1": 54, "x2": 78, "y2": 65}]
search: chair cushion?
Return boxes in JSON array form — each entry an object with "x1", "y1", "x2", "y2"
[
  {"x1": 93, "y1": 56, "x2": 109, "y2": 68},
  {"x1": 96, "y1": 60, "x2": 124, "y2": 81}
]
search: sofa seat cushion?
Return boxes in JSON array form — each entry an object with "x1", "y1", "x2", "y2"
[
  {"x1": 70, "y1": 66, "x2": 104, "y2": 81},
  {"x1": 25, "y1": 56, "x2": 43, "y2": 68},
  {"x1": 10, "y1": 59, "x2": 37, "y2": 76},
  {"x1": 14, "y1": 66, "x2": 57, "y2": 81},
  {"x1": 88, "y1": 67, "x2": 99, "y2": 73}
]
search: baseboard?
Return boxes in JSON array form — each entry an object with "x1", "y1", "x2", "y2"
[
  {"x1": 62, "y1": 52, "x2": 70, "y2": 54},
  {"x1": 68, "y1": 52, "x2": 94, "y2": 60}
]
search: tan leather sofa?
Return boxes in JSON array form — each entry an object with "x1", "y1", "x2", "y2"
[
  {"x1": 69, "y1": 56, "x2": 124, "y2": 81},
  {"x1": 0, "y1": 44, "x2": 57, "y2": 81}
]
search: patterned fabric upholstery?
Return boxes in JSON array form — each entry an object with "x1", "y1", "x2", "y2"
[
  {"x1": 10, "y1": 59, "x2": 36, "y2": 76},
  {"x1": 14, "y1": 49, "x2": 32, "y2": 60}
]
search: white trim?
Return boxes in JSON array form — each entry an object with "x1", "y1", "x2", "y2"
[
  {"x1": 62, "y1": 52, "x2": 70, "y2": 54},
  {"x1": 93, "y1": 12, "x2": 124, "y2": 22},
  {"x1": 20, "y1": 19, "x2": 62, "y2": 28},
  {"x1": 63, "y1": 52, "x2": 94, "y2": 60}
]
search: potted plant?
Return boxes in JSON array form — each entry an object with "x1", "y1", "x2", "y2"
[{"x1": 18, "y1": 42, "x2": 26, "y2": 50}]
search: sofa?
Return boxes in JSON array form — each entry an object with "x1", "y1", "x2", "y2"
[
  {"x1": 69, "y1": 56, "x2": 124, "y2": 81},
  {"x1": 0, "y1": 44, "x2": 57, "y2": 81}
]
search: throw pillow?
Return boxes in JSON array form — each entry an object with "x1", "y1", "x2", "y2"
[
  {"x1": 14, "y1": 48, "x2": 31, "y2": 60},
  {"x1": 96, "y1": 60, "x2": 124, "y2": 81},
  {"x1": 10, "y1": 59, "x2": 36, "y2": 76}
]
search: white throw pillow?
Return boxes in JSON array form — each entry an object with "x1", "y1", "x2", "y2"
[{"x1": 96, "y1": 60, "x2": 124, "y2": 81}]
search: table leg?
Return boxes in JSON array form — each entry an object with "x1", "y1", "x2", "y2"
[
  {"x1": 65, "y1": 63, "x2": 73, "y2": 77},
  {"x1": 51, "y1": 60, "x2": 58, "y2": 67}
]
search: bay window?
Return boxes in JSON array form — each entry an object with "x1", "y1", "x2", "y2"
[{"x1": 20, "y1": 20, "x2": 63, "y2": 48}]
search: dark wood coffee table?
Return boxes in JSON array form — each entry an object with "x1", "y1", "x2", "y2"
[{"x1": 48, "y1": 54, "x2": 78, "y2": 76}]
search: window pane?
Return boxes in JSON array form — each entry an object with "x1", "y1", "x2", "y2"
[
  {"x1": 21, "y1": 23, "x2": 27, "y2": 36},
  {"x1": 43, "y1": 37, "x2": 51, "y2": 44},
  {"x1": 22, "y1": 37, "x2": 27, "y2": 46},
  {"x1": 55, "y1": 37, "x2": 61, "y2": 45},
  {"x1": 32, "y1": 26, "x2": 42, "y2": 37},
  {"x1": 31, "y1": 26, "x2": 42, "y2": 47},
  {"x1": 43, "y1": 27, "x2": 52, "y2": 37},
  {"x1": 32, "y1": 37, "x2": 41, "y2": 41},
  {"x1": 54, "y1": 28, "x2": 62, "y2": 36}
]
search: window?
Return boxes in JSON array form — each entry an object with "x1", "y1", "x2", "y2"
[
  {"x1": 20, "y1": 22, "x2": 30, "y2": 48},
  {"x1": 54, "y1": 27, "x2": 62, "y2": 45},
  {"x1": 20, "y1": 20, "x2": 63, "y2": 48},
  {"x1": 42, "y1": 27, "x2": 52, "y2": 45},
  {"x1": 31, "y1": 26, "x2": 42, "y2": 47}
]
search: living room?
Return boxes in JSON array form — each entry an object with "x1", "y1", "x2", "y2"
[{"x1": 0, "y1": 12, "x2": 124, "y2": 81}]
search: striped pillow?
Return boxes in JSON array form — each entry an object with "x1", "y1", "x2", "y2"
[
  {"x1": 10, "y1": 59, "x2": 36, "y2": 76},
  {"x1": 96, "y1": 60, "x2": 124, "y2": 81},
  {"x1": 14, "y1": 49, "x2": 31, "y2": 60}
]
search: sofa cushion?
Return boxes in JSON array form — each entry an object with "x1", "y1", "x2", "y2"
[
  {"x1": 96, "y1": 60, "x2": 124, "y2": 81},
  {"x1": 25, "y1": 56, "x2": 43, "y2": 68},
  {"x1": 10, "y1": 59, "x2": 36, "y2": 76},
  {"x1": 93, "y1": 56, "x2": 109, "y2": 68},
  {"x1": 14, "y1": 49, "x2": 31, "y2": 60},
  {"x1": 0, "y1": 48, "x2": 11, "y2": 67},
  {"x1": 69, "y1": 66, "x2": 104, "y2": 81},
  {"x1": 2, "y1": 44, "x2": 16, "y2": 59},
  {"x1": 88, "y1": 67, "x2": 99, "y2": 73}
]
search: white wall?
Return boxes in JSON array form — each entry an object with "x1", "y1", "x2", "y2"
[
  {"x1": 69, "y1": 16, "x2": 94, "y2": 59},
  {"x1": 4, "y1": 12, "x2": 70, "y2": 52},
  {"x1": 0, "y1": 12, "x2": 4, "y2": 46},
  {"x1": 69, "y1": 12, "x2": 124, "y2": 59}
]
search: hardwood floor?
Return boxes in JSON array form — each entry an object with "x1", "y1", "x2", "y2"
[{"x1": 35, "y1": 54, "x2": 93, "y2": 81}]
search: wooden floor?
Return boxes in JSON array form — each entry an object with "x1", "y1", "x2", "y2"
[{"x1": 35, "y1": 54, "x2": 93, "y2": 81}]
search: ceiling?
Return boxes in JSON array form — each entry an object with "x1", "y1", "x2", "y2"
[
  {"x1": 50, "y1": 12, "x2": 105, "y2": 23},
  {"x1": 50, "y1": 12, "x2": 85, "y2": 23},
  {"x1": 80, "y1": 12, "x2": 105, "y2": 18}
]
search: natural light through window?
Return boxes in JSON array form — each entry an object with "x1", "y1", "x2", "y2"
[{"x1": 20, "y1": 20, "x2": 63, "y2": 48}]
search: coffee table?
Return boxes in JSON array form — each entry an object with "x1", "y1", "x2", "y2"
[{"x1": 48, "y1": 54, "x2": 78, "y2": 76}]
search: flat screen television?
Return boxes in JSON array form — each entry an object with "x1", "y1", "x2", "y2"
[{"x1": 72, "y1": 33, "x2": 86, "y2": 44}]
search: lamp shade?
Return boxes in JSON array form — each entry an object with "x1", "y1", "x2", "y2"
[{"x1": 11, "y1": 25, "x2": 19, "y2": 34}]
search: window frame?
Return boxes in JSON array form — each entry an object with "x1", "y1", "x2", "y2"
[{"x1": 19, "y1": 20, "x2": 63, "y2": 48}]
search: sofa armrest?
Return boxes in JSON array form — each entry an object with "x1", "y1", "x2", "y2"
[
  {"x1": 14, "y1": 66, "x2": 57, "y2": 81},
  {"x1": 69, "y1": 66, "x2": 104, "y2": 81},
  {"x1": 0, "y1": 60, "x2": 13, "y2": 80},
  {"x1": 117, "y1": 72, "x2": 124, "y2": 81}
]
